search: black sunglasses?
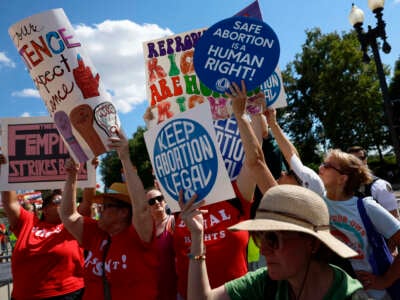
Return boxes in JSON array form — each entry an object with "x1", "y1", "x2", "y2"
[
  {"x1": 148, "y1": 195, "x2": 164, "y2": 206},
  {"x1": 320, "y1": 162, "x2": 345, "y2": 174}
]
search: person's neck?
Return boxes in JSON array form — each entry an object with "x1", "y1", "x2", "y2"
[
  {"x1": 326, "y1": 187, "x2": 352, "y2": 201},
  {"x1": 153, "y1": 211, "x2": 168, "y2": 225},
  {"x1": 289, "y1": 261, "x2": 333, "y2": 300},
  {"x1": 107, "y1": 223, "x2": 129, "y2": 236}
]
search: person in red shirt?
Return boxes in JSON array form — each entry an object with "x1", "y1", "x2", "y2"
[
  {"x1": 60, "y1": 131, "x2": 158, "y2": 300},
  {"x1": 0, "y1": 154, "x2": 85, "y2": 300},
  {"x1": 0, "y1": 223, "x2": 7, "y2": 255},
  {"x1": 173, "y1": 81, "x2": 278, "y2": 299}
]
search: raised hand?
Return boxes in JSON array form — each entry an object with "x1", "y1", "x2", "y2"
[
  {"x1": 178, "y1": 190, "x2": 207, "y2": 236},
  {"x1": 107, "y1": 130, "x2": 130, "y2": 161},
  {"x1": 226, "y1": 80, "x2": 248, "y2": 118}
]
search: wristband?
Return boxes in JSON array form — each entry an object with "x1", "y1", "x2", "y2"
[{"x1": 187, "y1": 253, "x2": 206, "y2": 261}]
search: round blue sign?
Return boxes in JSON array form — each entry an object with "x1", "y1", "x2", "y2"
[
  {"x1": 194, "y1": 16, "x2": 280, "y2": 93},
  {"x1": 153, "y1": 118, "x2": 218, "y2": 202},
  {"x1": 260, "y1": 70, "x2": 281, "y2": 106}
]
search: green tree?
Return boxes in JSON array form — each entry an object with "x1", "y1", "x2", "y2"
[
  {"x1": 99, "y1": 126, "x2": 153, "y2": 190},
  {"x1": 282, "y1": 28, "x2": 390, "y2": 163},
  {"x1": 389, "y1": 56, "x2": 400, "y2": 101}
]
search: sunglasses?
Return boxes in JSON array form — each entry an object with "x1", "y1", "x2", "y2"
[
  {"x1": 52, "y1": 196, "x2": 62, "y2": 205},
  {"x1": 251, "y1": 231, "x2": 303, "y2": 250},
  {"x1": 99, "y1": 202, "x2": 129, "y2": 212},
  {"x1": 148, "y1": 195, "x2": 164, "y2": 206},
  {"x1": 320, "y1": 162, "x2": 345, "y2": 174}
]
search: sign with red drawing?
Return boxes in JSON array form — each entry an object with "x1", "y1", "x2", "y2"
[{"x1": 8, "y1": 8, "x2": 121, "y2": 162}]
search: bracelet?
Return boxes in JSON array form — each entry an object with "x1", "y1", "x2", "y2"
[{"x1": 187, "y1": 253, "x2": 206, "y2": 261}]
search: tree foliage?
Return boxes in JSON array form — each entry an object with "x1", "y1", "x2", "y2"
[
  {"x1": 281, "y1": 28, "x2": 390, "y2": 164},
  {"x1": 99, "y1": 126, "x2": 153, "y2": 191},
  {"x1": 389, "y1": 57, "x2": 400, "y2": 101}
]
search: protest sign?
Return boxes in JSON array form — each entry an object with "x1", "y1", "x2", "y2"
[
  {"x1": 144, "y1": 102, "x2": 235, "y2": 212},
  {"x1": 0, "y1": 116, "x2": 95, "y2": 191},
  {"x1": 213, "y1": 117, "x2": 243, "y2": 180},
  {"x1": 235, "y1": 1, "x2": 287, "y2": 109},
  {"x1": 8, "y1": 8, "x2": 121, "y2": 162},
  {"x1": 193, "y1": 16, "x2": 280, "y2": 93}
]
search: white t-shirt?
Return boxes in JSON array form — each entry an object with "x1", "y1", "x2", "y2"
[
  {"x1": 371, "y1": 178, "x2": 398, "y2": 212},
  {"x1": 325, "y1": 195, "x2": 400, "y2": 300},
  {"x1": 290, "y1": 154, "x2": 325, "y2": 197}
]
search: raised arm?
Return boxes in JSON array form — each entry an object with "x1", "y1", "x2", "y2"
[
  {"x1": 265, "y1": 108, "x2": 299, "y2": 166},
  {"x1": 180, "y1": 193, "x2": 230, "y2": 300},
  {"x1": 60, "y1": 159, "x2": 84, "y2": 244},
  {"x1": 77, "y1": 158, "x2": 98, "y2": 217},
  {"x1": 228, "y1": 81, "x2": 278, "y2": 196},
  {"x1": 0, "y1": 154, "x2": 20, "y2": 228},
  {"x1": 108, "y1": 131, "x2": 153, "y2": 243}
]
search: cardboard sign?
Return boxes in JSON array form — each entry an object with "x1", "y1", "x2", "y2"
[
  {"x1": 144, "y1": 103, "x2": 235, "y2": 212},
  {"x1": 193, "y1": 16, "x2": 280, "y2": 93},
  {"x1": 0, "y1": 116, "x2": 95, "y2": 191},
  {"x1": 8, "y1": 9, "x2": 121, "y2": 162}
]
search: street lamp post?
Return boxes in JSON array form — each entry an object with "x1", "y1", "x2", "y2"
[{"x1": 349, "y1": 0, "x2": 400, "y2": 168}]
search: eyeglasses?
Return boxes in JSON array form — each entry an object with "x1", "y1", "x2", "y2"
[
  {"x1": 148, "y1": 195, "x2": 164, "y2": 206},
  {"x1": 320, "y1": 162, "x2": 345, "y2": 174},
  {"x1": 99, "y1": 202, "x2": 128, "y2": 212},
  {"x1": 251, "y1": 231, "x2": 303, "y2": 250}
]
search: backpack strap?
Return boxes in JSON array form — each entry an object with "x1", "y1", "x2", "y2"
[{"x1": 357, "y1": 197, "x2": 392, "y2": 275}]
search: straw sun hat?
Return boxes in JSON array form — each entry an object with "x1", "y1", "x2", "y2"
[
  {"x1": 92, "y1": 182, "x2": 131, "y2": 205},
  {"x1": 229, "y1": 184, "x2": 357, "y2": 258}
]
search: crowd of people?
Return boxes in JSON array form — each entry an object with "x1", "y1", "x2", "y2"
[{"x1": 0, "y1": 81, "x2": 399, "y2": 299}]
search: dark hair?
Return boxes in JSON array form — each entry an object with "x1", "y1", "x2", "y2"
[
  {"x1": 42, "y1": 190, "x2": 62, "y2": 208},
  {"x1": 347, "y1": 146, "x2": 367, "y2": 159}
]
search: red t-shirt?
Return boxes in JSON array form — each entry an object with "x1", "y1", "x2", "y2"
[
  {"x1": 156, "y1": 215, "x2": 177, "y2": 300},
  {"x1": 174, "y1": 182, "x2": 251, "y2": 298},
  {"x1": 82, "y1": 218, "x2": 159, "y2": 300},
  {"x1": 11, "y1": 208, "x2": 84, "y2": 300}
]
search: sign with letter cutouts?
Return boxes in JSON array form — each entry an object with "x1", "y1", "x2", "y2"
[{"x1": 0, "y1": 116, "x2": 95, "y2": 191}]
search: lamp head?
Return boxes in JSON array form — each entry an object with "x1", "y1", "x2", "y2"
[
  {"x1": 349, "y1": 4, "x2": 365, "y2": 27},
  {"x1": 368, "y1": 0, "x2": 385, "y2": 12}
]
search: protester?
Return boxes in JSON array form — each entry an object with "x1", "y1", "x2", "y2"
[
  {"x1": 181, "y1": 184, "x2": 367, "y2": 300},
  {"x1": 147, "y1": 188, "x2": 177, "y2": 300},
  {"x1": 319, "y1": 149, "x2": 400, "y2": 299},
  {"x1": 262, "y1": 109, "x2": 400, "y2": 298},
  {"x1": 264, "y1": 108, "x2": 325, "y2": 196},
  {"x1": 0, "y1": 155, "x2": 84, "y2": 300},
  {"x1": 143, "y1": 85, "x2": 273, "y2": 299},
  {"x1": 60, "y1": 131, "x2": 158, "y2": 300},
  {"x1": 347, "y1": 145, "x2": 399, "y2": 219},
  {"x1": 0, "y1": 222, "x2": 8, "y2": 256}
]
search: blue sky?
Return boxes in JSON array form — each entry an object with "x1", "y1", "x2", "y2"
[{"x1": 1, "y1": 0, "x2": 399, "y2": 139}]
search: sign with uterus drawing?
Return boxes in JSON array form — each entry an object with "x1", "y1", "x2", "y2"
[{"x1": 8, "y1": 8, "x2": 121, "y2": 162}]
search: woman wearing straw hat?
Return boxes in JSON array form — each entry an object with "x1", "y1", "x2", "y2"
[{"x1": 181, "y1": 185, "x2": 367, "y2": 300}]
